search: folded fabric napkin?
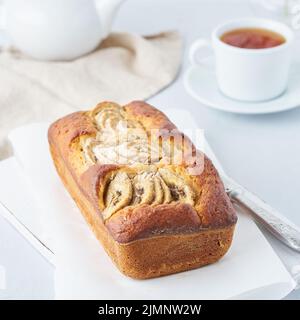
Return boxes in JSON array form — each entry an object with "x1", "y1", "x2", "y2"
[
  {"x1": 0, "y1": 31, "x2": 182, "y2": 159},
  {"x1": 5, "y1": 109, "x2": 299, "y2": 299}
]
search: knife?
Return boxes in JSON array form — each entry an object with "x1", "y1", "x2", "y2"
[{"x1": 222, "y1": 175, "x2": 300, "y2": 253}]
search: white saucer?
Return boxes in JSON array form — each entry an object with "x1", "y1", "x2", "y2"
[{"x1": 184, "y1": 62, "x2": 300, "y2": 114}]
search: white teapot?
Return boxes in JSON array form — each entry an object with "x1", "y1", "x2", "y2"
[{"x1": 0, "y1": 0, "x2": 125, "y2": 60}]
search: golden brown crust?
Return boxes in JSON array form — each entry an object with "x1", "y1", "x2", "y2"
[
  {"x1": 48, "y1": 100, "x2": 237, "y2": 278},
  {"x1": 48, "y1": 111, "x2": 97, "y2": 157},
  {"x1": 106, "y1": 203, "x2": 202, "y2": 243}
]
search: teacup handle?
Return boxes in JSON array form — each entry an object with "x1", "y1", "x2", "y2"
[{"x1": 189, "y1": 39, "x2": 213, "y2": 66}]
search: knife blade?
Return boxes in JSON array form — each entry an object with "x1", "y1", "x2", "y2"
[{"x1": 222, "y1": 175, "x2": 300, "y2": 253}]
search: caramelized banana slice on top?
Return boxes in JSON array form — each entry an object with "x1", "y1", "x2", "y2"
[{"x1": 102, "y1": 172, "x2": 133, "y2": 220}]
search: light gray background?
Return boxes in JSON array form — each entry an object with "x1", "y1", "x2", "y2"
[{"x1": 0, "y1": 0, "x2": 299, "y2": 299}]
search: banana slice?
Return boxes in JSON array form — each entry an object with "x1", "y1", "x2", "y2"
[
  {"x1": 102, "y1": 172, "x2": 133, "y2": 220},
  {"x1": 93, "y1": 144, "x2": 119, "y2": 164},
  {"x1": 92, "y1": 102, "x2": 121, "y2": 117},
  {"x1": 131, "y1": 172, "x2": 155, "y2": 205},
  {"x1": 151, "y1": 175, "x2": 164, "y2": 205},
  {"x1": 157, "y1": 175, "x2": 172, "y2": 203},
  {"x1": 96, "y1": 110, "x2": 122, "y2": 130},
  {"x1": 81, "y1": 137, "x2": 97, "y2": 165},
  {"x1": 94, "y1": 104, "x2": 125, "y2": 129},
  {"x1": 158, "y1": 168, "x2": 194, "y2": 205}
]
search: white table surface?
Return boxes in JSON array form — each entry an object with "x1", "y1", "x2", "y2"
[{"x1": 0, "y1": 0, "x2": 299, "y2": 299}]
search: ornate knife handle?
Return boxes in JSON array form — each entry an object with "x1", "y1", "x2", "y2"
[{"x1": 223, "y1": 176, "x2": 300, "y2": 253}]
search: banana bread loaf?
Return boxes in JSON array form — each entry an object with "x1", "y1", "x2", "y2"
[{"x1": 48, "y1": 101, "x2": 237, "y2": 279}]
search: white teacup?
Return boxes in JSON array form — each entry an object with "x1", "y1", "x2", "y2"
[{"x1": 189, "y1": 18, "x2": 295, "y2": 102}]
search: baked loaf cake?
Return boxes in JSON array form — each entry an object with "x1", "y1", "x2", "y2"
[{"x1": 48, "y1": 101, "x2": 237, "y2": 279}]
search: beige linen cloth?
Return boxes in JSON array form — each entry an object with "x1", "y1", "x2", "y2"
[{"x1": 0, "y1": 31, "x2": 182, "y2": 159}]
